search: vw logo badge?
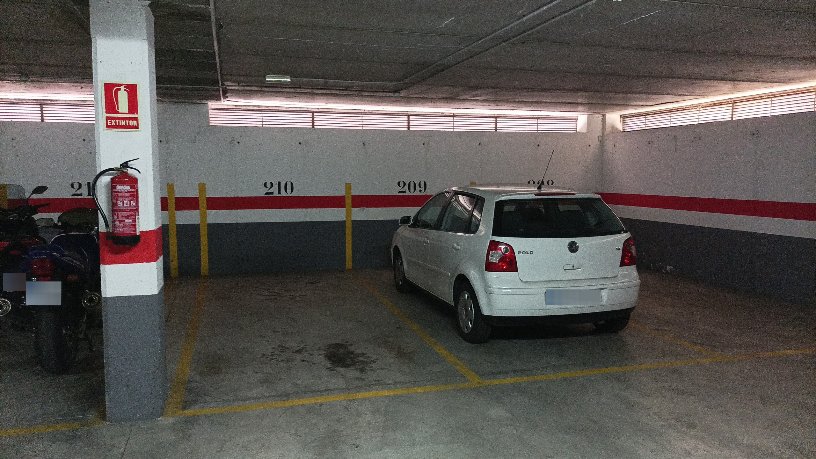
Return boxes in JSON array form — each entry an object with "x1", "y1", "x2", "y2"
[{"x1": 568, "y1": 241, "x2": 579, "y2": 253}]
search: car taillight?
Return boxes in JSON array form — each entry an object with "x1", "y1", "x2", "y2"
[
  {"x1": 620, "y1": 237, "x2": 637, "y2": 267},
  {"x1": 31, "y1": 257, "x2": 55, "y2": 281},
  {"x1": 485, "y1": 240, "x2": 518, "y2": 272}
]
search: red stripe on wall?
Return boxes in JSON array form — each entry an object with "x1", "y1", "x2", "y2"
[
  {"x1": 160, "y1": 194, "x2": 430, "y2": 210},
  {"x1": 9, "y1": 198, "x2": 96, "y2": 212},
  {"x1": 207, "y1": 195, "x2": 346, "y2": 210},
  {"x1": 12, "y1": 194, "x2": 432, "y2": 213},
  {"x1": 599, "y1": 193, "x2": 816, "y2": 222},
  {"x1": 353, "y1": 194, "x2": 432, "y2": 208},
  {"x1": 13, "y1": 194, "x2": 815, "y2": 221},
  {"x1": 99, "y1": 227, "x2": 163, "y2": 265}
]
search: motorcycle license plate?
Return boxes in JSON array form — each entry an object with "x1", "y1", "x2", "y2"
[
  {"x1": 2, "y1": 272, "x2": 26, "y2": 292},
  {"x1": 26, "y1": 281, "x2": 62, "y2": 306}
]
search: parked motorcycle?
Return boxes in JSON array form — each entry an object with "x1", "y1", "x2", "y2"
[
  {"x1": 0, "y1": 185, "x2": 49, "y2": 325},
  {"x1": 1, "y1": 185, "x2": 102, "y2": 374},
  {"x1": 24, "y1": 207, "x2": 101, "y2": 373}
]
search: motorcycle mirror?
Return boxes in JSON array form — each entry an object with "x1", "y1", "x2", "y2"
[{"x1": 29, "y1": 185, "x2": 48, "y2": 197}]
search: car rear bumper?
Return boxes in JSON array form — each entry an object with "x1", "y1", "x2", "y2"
[
  {"x1": 486, "y1": 307, "x2": 634, "y2": 326},
  {"x1": 483, "y1": 278, "x2": 640, "y2": 317}
]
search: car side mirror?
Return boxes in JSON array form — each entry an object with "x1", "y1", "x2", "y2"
[
  {"x1": 399, "y1": 216, "x2": 412, "y2": 225},
  {"x1": 28, "y1": 185, "x2": 48, "y2": 198}
]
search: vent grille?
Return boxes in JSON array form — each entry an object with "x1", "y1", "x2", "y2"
[
  {"x1": 621, "y1": 88, "x2": 816, "y2": 132},
  {"x1": 209, "y1": 103, "x2": 580, "y2": 133},
  {"x1": 0, "y1": 100, "x2": 94, "y2": 123}
]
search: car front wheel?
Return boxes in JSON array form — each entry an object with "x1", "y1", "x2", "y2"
[
  {"x1": 393, "y1": 252, "x2": 412, "y2": 293},
  {"x1": 455, "y1": 283, "x2": 491, "y2": 343}
]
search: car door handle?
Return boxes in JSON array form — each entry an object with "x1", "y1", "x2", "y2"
[{"x1": 452, "y1": 243, "x2": 461, "y2": 251}]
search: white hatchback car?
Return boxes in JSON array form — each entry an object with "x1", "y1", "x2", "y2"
[{"x1": 391, "y1": 185, "x2": 640, "y2": 343}]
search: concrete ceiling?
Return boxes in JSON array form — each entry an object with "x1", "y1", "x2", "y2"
[{"x1": 1, "y1": 0, "x2": 814, "y2": 113}]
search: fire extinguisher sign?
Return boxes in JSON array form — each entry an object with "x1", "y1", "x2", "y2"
[{"x1": 103, "y1": 82, "x2": 139, "y2": 130}]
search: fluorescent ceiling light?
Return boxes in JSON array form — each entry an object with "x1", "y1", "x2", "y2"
[{"x1": 265, "y1": 75, "x2": 292, "y2": 84}]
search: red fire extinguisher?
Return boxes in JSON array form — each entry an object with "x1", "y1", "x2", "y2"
[{"x1": 91, "y1": 158, "x2": 141, "y2": 246}]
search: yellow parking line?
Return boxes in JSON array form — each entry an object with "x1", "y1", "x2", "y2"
[
  {"x1": 0, "y1": 417, "x2": 102, "y2": 438},
  {"x1": 164, "y1": 279, "x2": 208, "y2": 416},
  {"x1": 175, "y1": 345, "x2": 815, "y2": 419},
  {"x1": 357, "y1": 277, "x2": 482, "y2": 383},
  {"x1": 179, "y1": 381, "x2": 479, "y2": 417},
  {"x1": 484, "y1": 346, "x2": 816, "y2": 386},
  {"x1": 629, "y1": 320, "x2": 727, "y2": 357},
  {"x1": 4, "y1": 346, "x2": 813, "y2": 435},
  {"x1": 0, "y1": 183, "x2": 7, "y2": 209}
]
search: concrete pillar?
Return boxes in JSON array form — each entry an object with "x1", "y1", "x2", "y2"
[{"x1": 90, "y1": 0, "x2": 165, "y2": 422}]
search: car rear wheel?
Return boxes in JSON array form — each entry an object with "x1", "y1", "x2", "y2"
[
  {"x1": 456, "y1": 284, "x2": 491, "y2": 343},
  {"x1": 594, "y1": 313, "x2": 631, "y2": 333},
  {"x1": 393, "y1": 252, "x2": 412, "y2": 293}
]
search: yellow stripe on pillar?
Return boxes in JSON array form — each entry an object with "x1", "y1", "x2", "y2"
[
  {"x1": 167, "y1": 183, "x2": 179, "y2": 278},
  {"x1": 198, "y1": 183, "x2": 209, "y2": 277},
  {"x1": 345, "y1": 183, "x2": 352, "y2": 270},
  {"x1": 0, "y1": 184, "x2": 7, "y2": 209}
]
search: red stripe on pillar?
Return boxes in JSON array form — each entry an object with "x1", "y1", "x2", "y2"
[
  {"x1": 599, "y1": 193, "x2": 816, "y2": 221},
  {"x1": 99, "y1": 227, "x2": 163, "y2": 265}
]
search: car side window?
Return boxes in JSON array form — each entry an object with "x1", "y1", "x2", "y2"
[
  {"x1": 440, "y1": 193, "x2": 477, "y2": 233},
  {"x1": 413, "y1": 192, "x2": 451, "y2": 229}
]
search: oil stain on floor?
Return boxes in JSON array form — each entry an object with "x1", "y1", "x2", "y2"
[{"x1": 323, "y1": 342, "x2": 375, "y2": 373}]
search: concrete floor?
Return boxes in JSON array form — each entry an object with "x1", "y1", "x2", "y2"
[{"x1": 1, "y1": 269, "x2": 814, "y2": 458}]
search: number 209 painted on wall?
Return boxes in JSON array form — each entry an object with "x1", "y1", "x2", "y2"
[{"x1": 397, "y1": 180, "x2": 427, "y2": 194}]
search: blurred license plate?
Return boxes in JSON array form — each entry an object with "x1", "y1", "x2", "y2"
[
  {"x1": 26, "y1": 281, "x2": 62, "y2": 306},
  {"x1": 545, "y1": 289, "x2": 601, "y2": 305}
]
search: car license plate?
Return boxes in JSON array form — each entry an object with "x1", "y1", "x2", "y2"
[{"x1": 545, "y1": 288, "x2": 601, "y2": 306}]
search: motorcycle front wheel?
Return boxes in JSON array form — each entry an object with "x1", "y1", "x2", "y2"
[{"x1": 35, "y1": 309, "x2": 78, "y2": 374}]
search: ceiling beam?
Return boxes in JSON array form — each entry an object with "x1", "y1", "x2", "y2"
[{"x1": 392, "y1": 0, "x2": 597, "y2": 92}]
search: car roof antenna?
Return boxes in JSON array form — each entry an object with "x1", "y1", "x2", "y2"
[{"x1": 537, "y1": 150, "x2": 555, "y2": 191}]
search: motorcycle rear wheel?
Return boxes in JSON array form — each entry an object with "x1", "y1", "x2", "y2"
[{"x1": 35, "y1": 309, "x2": 77, "y2": 374}]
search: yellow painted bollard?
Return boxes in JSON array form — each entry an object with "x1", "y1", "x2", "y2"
[
  {"x1": 345, "y1": 183, "x2": 352, "y2": 270},
  {"x1": 167, "y1": 183, "x2": 179, "y2": 278},
  {"x1": 198, "y1": 183, "x2": 209, "y2": 277}
]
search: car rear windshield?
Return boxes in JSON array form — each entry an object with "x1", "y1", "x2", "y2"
[{"x1": 492, "y1": 197, "x2": 626, "y2": 238}]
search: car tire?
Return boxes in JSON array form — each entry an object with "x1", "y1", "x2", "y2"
[
  {"x1": 455, "y1": 283, "x2": 491, "y2": 344},
  {"x1": 594, "y1": 313, "x2": 631, "y2": 333},
  {"x1": 393, "y1": 252, "x2": 412, "y2": 293}
]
